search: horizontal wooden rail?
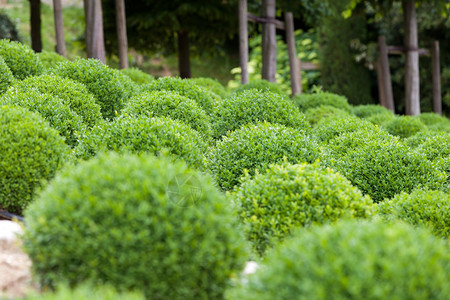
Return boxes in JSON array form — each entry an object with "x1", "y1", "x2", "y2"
[
  {"x1": 300, "y1": 61, "x2": 319, "y2": 70},
  {"x1": 387, "y1": 46, "x2": 430, "y2": 56},
  {"x1": 247, "y1": 13, "x2": 285, "y2": 30}
]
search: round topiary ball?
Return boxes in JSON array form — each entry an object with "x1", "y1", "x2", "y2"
[
  {"x1": 1, "y1": 88, "x2": 85, "y2": 147},
  {"x1": 75, "y1": 115, "x2": 207, "y2": 170},
  {"x1": 293, "y1": 91, "x2": 351, "y2": 112},
  {"x1": 351, "y1": 104, "x2": 394, "y2": 119},
  {"x1": 0, "y1": 56, "x2": 14, "y2": 94},
  {"x1": 0, "y1": 105, "x2": 68, "y2": 214},
  {"x1": 228, "y1": 220, "x2": 450, "y2": 300},
  {"x1": 120, "y1": 67, "x2": 154, "y2": 85},
  {"x1": 303, "y1": 105, "x2": 351, "y2": 127},
  {"x1": 13, "y1": 74, "x2": 102, "y2": 129},
  {"x1": 0, "y1": 39, "x2": 44, "y2": 80},
  {"x1": 377, "y1": 188, "x2": 450, "y2": 239},
  {"x1": 415, "y1": 112, "x2": 450, "y2": 126},
  {"x1": 122, "y1": 90, "x2": 212, "y2": 139},
  {"x1": 212, "y1": 89, "x2": 308, "y2": 139},
  {"x1": 189, "y1": 77, "x2": 228, "y2": 99},
  {"x1": 385, "y1": 115, "x2": 427, "y2": 138},
  {"x1": 49, "y1": 58, "x2": 132, "y2": 120},
  {"x1": 207, "y1": 122, "x2": 320, "y2": 191},
  {"x1": 24, "y1": 153, "x2": 248, "y2": 299},
  {"x1": 37, "y1": 50, "x2": 67, "y2": 71},
  {"x1": 231, "y1": 163, "x2": 374, "y2": 256},
  {"x1": 232, "y1": 79, "x2": 284, "y2": 96},
  {"x1": 366, "y1": 112, "x2": 395, "y2": 126}
]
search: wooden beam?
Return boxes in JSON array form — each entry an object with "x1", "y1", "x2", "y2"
[
  {"x1": 300, "y1": 62, "x2": 319, "y2": 70},
  {"x1": 247, "y1": 13, "x2": 285, "y2": 30},
  {"x1": 431, "y1": 41, "x2": 442, "y2": 115},
  {"x1": 387, "y1": 45, "x2": 430, "y2": 56},
  {"x1": 239, "y1": 0, "x2": 249, "y2": 84}
]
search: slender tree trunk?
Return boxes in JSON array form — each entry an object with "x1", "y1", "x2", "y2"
[
  {"x1": 261, "y1": 0, "x2": 276, "y2": 82},
  {"x1": 84, "y1": 0, "x2": 106, "y2": 63},
  {"x1": 402, "y1": 0, "x2": 420, "y2": 115},
  {"x1": 177, "y1": 30, "x2": 191, "y2": 78},
  {"x1": 115, "y1": 0, "x2": 128, "y2": 69},
  {"x1": 285, "y1": 11, "x2": 301, "y2": 96},
  {"x1": 238, "y1": 0, "x2": 249, "y2": 84},
  {"x1": 53, "y1": 0, "x2": 66, "y2": 57},
  {"x1": 30, "y1": 0, "x2": 42, "y2": 52}
]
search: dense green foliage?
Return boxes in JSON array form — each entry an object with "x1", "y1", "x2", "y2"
[
  {"x1": 352, "y1": 104, "x2": 394, "y2": 119},
  {"x1": 410, "y1": 132, "x2": 450, "y2": 162},
  {"x1": 0, "y1": 39, "x2": 43, "y2": 80},
  {"x1": 189, "y1": 77, "x2": 228, "y2": 99},
  {"x1": 212, "y1": 89, "x2": 308, "y2": 139},
  {"x1": 13, "y1": 74, "x2": 102, "y2": 129},
  {"x1": 207, "y1": 122, "x2": 320, "y2": 191},
  {"x1": 0, "y1": 56, "x2": 14, "y2": 94},
  {"x1": 120, "y1": 67, "x2": 155, "y2": 85},
  {"x1": 293, "y1": 92, "x2": 352, "y2": 112},
  {"x1": 1, "y1": 88, "x2": 85, "y2": 147},
  {"x1": 122, "y1": 90, "x2": 212, "y2": 139},
  {"x1": 228, "y1": 220, "x2": 450, "y2": 300},
  {"x1": 24, "y1": 153, "x2": 247, "y2": 299},
  {"x1": 75, "y1": 115, "x2": 207, "y2": 170},
  {"x1": 37, "y1": 50, "x2": 67, "y2": 71},
  {"x1": 303, "y1": 105, "x2": 351, "y2": 126},
  {"x1": 384, "y1": 116, "x2": 428, "y2": 139},
  {"x1": 232, "y1": 79, "x2": 284, "y2": 96},
  {"x1": 377, "y1": 188, "x2": 450, "y2": 239},
  {"x1": 0, "y1": 12, "x2": 20, "y2": 41},
  {"x1": 0, "y1": 105, "x2": 68, "y2": 214},
  {"x1": 366, "y1": 111, "x2": 395, "y2": 126},
  {"x1": 142, "y1": 77, "x2": 216, "y2": 115},
  {"x1": 231, "y1": 163, "x2": 374, "y2": 256},
  {"x1": 416, "y1": 113, "x2": 450, "y2": 133},
  {"x1": 50, "y1": 59, "x2": 132, "y2": 120}
]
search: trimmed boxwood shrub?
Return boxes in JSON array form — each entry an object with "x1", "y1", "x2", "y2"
[
  {"x1": 190, "y1": 77, "x2": 228, "y2": 99},
  {"x1": 352, "y1": 104, "x2": 393, "y2": 119},
  {"x1": 50, "y1": 58, "x2": 132, "y2": 120},
  {"x1": 207, "y1": 122, "x2": 320, "y2": 191},
  {"x1": 212, "y1": 89, "x2": 308, "y2": 140},
  {"x1": 405, "y1": 130, "x2": 442, "y2": 148},
  {"x1": 120, "y1": 67, "x2": 154, "y2": 85},
  {"x1": 323, "y1": 130, "x2": 447, "y2": 202},
  {"x1": 1, "y1": 88, "x2": 85, "y2": 147},
  {"x1": 232, "y1": 79, "x2": 284, "y2": 96},
  {"x1": 385, "y1": 115, "x2": 428, "y2": 138},
  {"x1": 24, "y1": 153, "x2": 248, "y2": 299},
  {"x1": 0, "y1": 39, "x2": 44, "y2": 80},
  {"x1": 293, "y1": 91, "x2": 351, "y2": 112},
  {"x1": 75, "y1": 115, "x2": 207, "y2": 169},
  {"x1": 412, "y1": 132, "x2": 450, "y2": 162},
  {"x1": 0, "y1": 105, "x2": 68, "y2": 214},
  {"x1": 122, "y1": 90, "x2": 212, "y2": 139},
  {"x1": 231, "y1": 163, "x2": 374, "y2": 256},
  {"x1": 0, "y1": 56, "x2": 14, "y2": 94},
  {"x1": 303, "y1": 105, "x2": 350, "y2": 127},
  {"x1": 13, "y1": 74, "x2": 102, "y2": 129},
  {"x1": 377, "y1": 188, "x2": 449, "y2": 239},
  {"x1": 37, "y1": 50, "x2": 67, "y2": 71},
  {"x1": 366, "y1": 112, "x2": 395, "y2": 126},
  {"x1": 228, "y1": 220, "x2": 450, "y2": 300},
  {"x1": 142, "y1": 77, "x2": 217, "y2": 115},
  {"x1": 416, "y1": 112, "x2": 450, "y2": 126}
]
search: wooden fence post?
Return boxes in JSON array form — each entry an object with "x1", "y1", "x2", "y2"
[
  {"x1": 238, "y1": 0, "x2": 249, "y2": 84},
  {"x1": 284, "y1": 11, "x2": 301, "y2": 96},
  {"x1": 377, "y1": 36, "x2": 395, "y2": 112},
  {"x1": 431, "y1": 41, "x2": 442, "y2": 115},
  {"x1": 261, "y1": 0, "x2": 276, "y2": 82}
]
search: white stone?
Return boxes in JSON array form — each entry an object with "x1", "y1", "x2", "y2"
[
  {"x1": 242, "y1": 261, "x2": 259, "y2": 276},
  {"x1": 0, "y1": 220, "x2": 23, "y2": 243}
]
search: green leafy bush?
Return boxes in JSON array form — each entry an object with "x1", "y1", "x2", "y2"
[
  {"x1": 405, "y1": 130, "x2": 441, "y2": 148},
  {"x1": 366, "y1": 112, "x2": 395, "y2": 126},
  {"x1": 232, "y1": 79, "x2": 284, "y2": 96},
  {"x1": 0, "y1": 56, "x2": 14, "y2": 94},
  {"x1": 50, "y1": 58, "x2": 132, "y2": 120},
  {"x1": 411, "y1": 132, "x2": 450, "y2": 162},
  {"x1": 75, "y1": 115, "x2": 207, "y2": 169},
  {"x1": 120, "y1": 67, "x2": 154, "y2": 85},
  {"x1": 416, "y1": 113, "x2": 450, "y2": 133},
  {"x1": 352, "y1": 104, "x2": 394, "y2": 119},
  {"x1": 190, "y1": 77, "x2": 228, "y2": 99},
  {"x1": 1, "y1": 88, "x2": 85, "y2": 147},
  {"x1": 37, "y1": 50, "x2": 67, "y2": 71},
  {"x1": 228, "y1": 220, "x2": 450, "y2": 300},
  {"x1": 122, "y1": 90, "x2": 212, "y2": 139},
  {"x1": 323, "y1": 130, "x2": 447, "y2": 202},
  {"x1": 24, "y1": 153, "x2": 247, "y2": 299},
  {"x1": 293, "y1": 91, "x2": 351, "y2": 112},
  {"x1": 0, "y1": 39, "x2": 44, "y2": 80},
  {"x1": 142, "y1": 77, "x2": 217, "y2": 115},
  {"x1": 212, "y1": 89, "x2": 308, "y2": 139},
  {"x1": 0, "y1": 105, "x2": 68, "y2": 214},
  {"x1": 13, "y1": 74, "x2": 102, "y2": 129},
  {"x1": 207, "y1": 122, "x2": 320, "y2": 191},
  {"x1": 377, "y1": 188, "x2": 449, "y2": 239},
  {"x1": 0, "y1": 13, "x2": 19, "y2": 41},
  {"x1": 231, "y1": 163, "x2": 373, "y2": 256},
  {"x1": 303, "y1": 105, "x2": 350, "y2": 127},
  {"x1": 385, "y1": 116, "x2": 428, "y2": 139}
]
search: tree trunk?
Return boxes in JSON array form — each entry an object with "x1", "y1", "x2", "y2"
[
  {"x1": 115, "y1": 0, "x2": 128, "y2": 69},
  {"x1": 402, "y1": 0, "x2": 420, "y2": 115},
  {"x1": 261, "y1": 0, "x2": 276, "y2": 82},
  {"x1": 30, "y1": 0, "x2": 42, "y2": 52},
  {"x1": 285, "y1": 11, "x2": 301, "y2": 96},
  {"x1": 84, "y1": 0, "x2": 106, "y2": 63},
  {"x1": 53, "y1": 0, "x2": 66, "y2": 57},
  {"x1": 238, "y1": 0, "x2": 249, "y2": 84},
  {"x1": 177, "y1": 30, "x2": 191, "y2": 78}
]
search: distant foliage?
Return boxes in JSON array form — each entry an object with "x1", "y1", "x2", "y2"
[
  {"x1": 232, "y1": 79, "x2": 284, "y2": 96},
  {"x1": 352, "y1": 104, "x2": 394, "y2": 119},
  {"x1": 120, "y1": 67, "x2": 155, "y2": 85},
  {"x1": 303, "y1": 105, "x2": 351, "y2": 127},
  {"x1": 293, "y1": 92, "x2": 351, "y2": 112},
  {"x1": 0, "y1": 39, "x2": 43, "y2": 80},
  {"x1": 190, "y1": 77, "x2": 228, "y2": 99}
]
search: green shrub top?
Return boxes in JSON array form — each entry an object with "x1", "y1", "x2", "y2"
[
  {"x1": 232, "y1": 79, "x2": 284, "y2": 96},
  {"x1": 212, "y1": 89, "x2": 308, "y2": 139},
  {"x1": 366, "y1": 112, "x2": 396, "y2": 126},
  {"x1": 293, "y1": 91, "x2": 351, "y2": 112},
  {"x1": 207, "y1": 122, "x2": 320, "y2": 191},
  {"x1": 0, "y1": 39, "x2": 43, "y2": 80},
  {"x1": 120, "y1": 67, "x2": 154, "y2": 85},
  {"x1": 377, "y1": 188, "x2": 450, "y2": 239},
  {"x1": 416, "y1": 112, "x2": 450, "y2": 126},
  {"x1": 352, "y1": 104, "x2": 393, "y2": 118},
  {"x1": 303, "y1": 105, "x2": 351, "y2": 127},
  {"x1": 189, "y1": 77, "x2": 228, "y2": 99},
  {"x1": 412, "y1": 132, "x2": 450, "y2": 162},
  {"x1": 1, "y1": 88, "x2": 85, "y2": 147},
  {"x1": 13, "y1": 74, "x2": 102, "y2": 129},
  {"x1": 0, "y1": 56, "x2": 14, "y2": 94},
  {"x1": 228, "y1": 220, "x2": 450, "y2": 300},
  {"x1": 385, "y1": 115, "x2": 428, "y2": 139},
  {"x1": 142, "y1": 77, "x2": 217, "y2": 115},
  {"x1": 24, "y1": 153, "x2": 247, "y2": 299},
  {"x1": 50, "y1": 58, "x2": 132, "y2": 120},
  {"x1": 122, "y1": 90, "x2": 212, "y2": 139},
  {"x1": 231, "y1": 163, "x2": 374, "y2": 256},
  {"x1": 37, "y1": 50, "x2": 67, "y2": 71},
  {"x1": 0, "y1": 105, "x2": 68, "y2": 214},
  {"x1": 75, "y1": 115, "x2": 207, "y2": 170}
]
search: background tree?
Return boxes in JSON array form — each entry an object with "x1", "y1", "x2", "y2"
[
  {"x1": 84, "y1": 0, "x2": 106, "y2": 63},
  {"x1": 53, "y1": 0, "x2": 66, "y2": 57},
  {"x1": 30, "y1": 0, "x2": 42, "y2": 52},
  {"x1": 115, "y1": 0, "x2": 128, "y2": 69}
]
